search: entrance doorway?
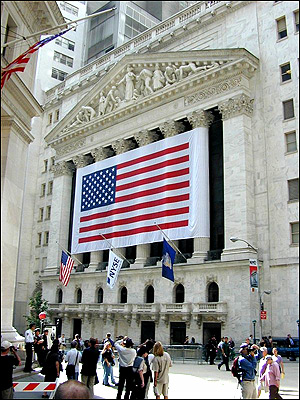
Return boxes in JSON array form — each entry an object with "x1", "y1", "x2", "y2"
[
  {"x1": 203, "y1": 322, "x2": 221, "y2": 345},
  {"x1": 141, "y1": 321, "x2": 155, "y2": 344},
  {"x1": 73, "y1": 318, "x2": 82, "y2": 339},
  {"x1": 170, "y1": 322, "x2": 186, "y2": 345}
]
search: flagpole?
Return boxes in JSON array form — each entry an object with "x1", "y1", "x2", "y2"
[
  {"x1": 155, "y1": 223, "x2": 188, "y2": 261},
  {"x1": 1, "y1": 7, "x2": 116, "y2": 50},
  {"x1": 55, "y1": 241, "x2": 83, "y2": 266},
  {"x1": 99, "y1": 234, "x2": 131, "y2": 265}
]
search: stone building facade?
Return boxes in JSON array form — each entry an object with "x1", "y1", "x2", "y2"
[
  {"x1": 14, "y1": 1, "x2": 299, "y2": 345},
  {"x1": 1, "y1": 1, "x2": 65, "y2": 344}
]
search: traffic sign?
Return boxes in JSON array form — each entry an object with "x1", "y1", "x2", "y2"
[{"x1": 261, "y1": 310, "x2": 267, "y2": 320}]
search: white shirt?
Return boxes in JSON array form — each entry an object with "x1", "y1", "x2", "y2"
[
  {"x1": 25, "y1": 329, "x2": 35, "y2": 343},
  {"x1": 115, "y1": 340, "x2": 136, "y2": 367},
  {"x1": 65, "y1": 348, "x2": 82, "y2": 372}
]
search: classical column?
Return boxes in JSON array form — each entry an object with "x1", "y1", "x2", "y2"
[
  {"x1": 111, "y1": 138, "x2": 135, "y2": 155},
  {"x1": 1, "y1": 117, "x2": 33, "y2": 344},
  {"x1": 132, "y1": 130, "x2": 159, "y2": 268},
  {"x1": 187, "y1": 110, "x2": 213, "y2": 263},
  {"x1": 46, "y1": 161, "x2": 74, "y2": 274},
  {"x1": 159, "y1": 120, "x2": 185, "y2": 138},
  {"x1": 218, "y1": 94, "x2": 256, "y2": 261}
]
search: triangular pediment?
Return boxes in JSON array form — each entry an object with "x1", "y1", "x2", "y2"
[{"x1": 46, "y1": 49, "x2": 258, "y2": 146}]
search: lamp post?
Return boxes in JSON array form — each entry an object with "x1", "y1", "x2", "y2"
[
  {"x1": 297, "y1": 320, "x2": 299, "y2": 343},
  {"x1": 252, "y1": 320, "x2": 257, "y2": 344},
  {"x1": 230, "y1": 237, "x2": 271, "y2": 341}
]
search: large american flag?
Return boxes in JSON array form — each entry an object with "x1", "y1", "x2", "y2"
[
  {"x1": 1, "y1": 28, "x2": 71, "y2": 89},
  {"x1": 71, "y1": 129, "x2": 209, "y2": 254},
  {"x1": 59, "y1": 251, "x2": 74, "y2": 287}
]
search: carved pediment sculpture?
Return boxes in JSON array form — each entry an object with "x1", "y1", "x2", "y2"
[
  {"x1": 62, "y1": 60, "x2": 220, "y2": 132},
  {"x1": 46, "y1": 50, "x2": 259, "y2": 146}
]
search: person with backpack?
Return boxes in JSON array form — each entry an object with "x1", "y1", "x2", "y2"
[
  {"x1": 237, "y1": 343, "x2": 262, "y2": 399},
  {"x1": 130, "y1": 346, "x2": 148, "y2": 399},
  {"x1": 115, "y1": 336, "x2": 136, "y2": 400}
]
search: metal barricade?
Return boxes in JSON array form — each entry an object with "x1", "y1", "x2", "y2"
[{"x1": 163, "y1": 345, "x2": 205, "y2": 364}]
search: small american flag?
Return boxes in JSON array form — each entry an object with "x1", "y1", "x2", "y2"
[
  {"x1": 1, "y1": 28, "x2": 71, "y2": 89},
  {"x1": 59, "y1": 251, "x2": 74, "y2": 287},
  {"x1": 71, "y1": 129, "x2": 210, "y2": 253}
]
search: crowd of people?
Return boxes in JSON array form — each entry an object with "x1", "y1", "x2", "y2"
[{"x1": 1, "y1": 326, "x2": 297, "y2": 399}]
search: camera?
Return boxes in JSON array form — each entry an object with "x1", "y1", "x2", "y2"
[{"x1": 10, "y1": 345, "x2": 17, "y2": 352}]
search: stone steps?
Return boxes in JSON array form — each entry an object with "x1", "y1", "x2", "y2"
[{"x1": 13, "y1": 360, "x2": 40, "y2": 381}]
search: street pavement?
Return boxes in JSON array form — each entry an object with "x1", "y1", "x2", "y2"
[{"x1": 13, "y1": 359, "x2": 299, "y2": 399}]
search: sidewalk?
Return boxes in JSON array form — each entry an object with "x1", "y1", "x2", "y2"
[{"x1": 14, "y1": 359, "x2": 299, "y2": 399}]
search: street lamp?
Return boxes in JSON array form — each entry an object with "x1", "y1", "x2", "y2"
[
  {"x1": 230, "y1": 237, "x2": 270, "y2": 341},
  {"x1": 297, "y1": 320, "x2": 299, "y2": 343},
  {"x1": 252, "y1": 320, "x2": 257, "y2": 344},
  {"x1": 230, "y1": 237, "x2": 258, "y2": 252}
]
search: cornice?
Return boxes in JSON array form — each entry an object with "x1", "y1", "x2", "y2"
[
  {"x1": 44, "y1": 2, "x2": 254, "y2": 103},
  {"x1": 46, "y1": 51, "x2": 258, "y2": 150},
  {"x1": 1, "y1": 116, "x2": 34, "y2": 144}
]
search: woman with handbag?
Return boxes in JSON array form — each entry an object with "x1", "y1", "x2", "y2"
[
  {"x1": 65, "y1": 341, "x2": 82, "y2": 380},
  {"x1": 101, "y1": 341, "x2": 118, "y2": 386}
]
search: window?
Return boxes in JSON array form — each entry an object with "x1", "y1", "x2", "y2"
[
  {"x1": 288, "y1": 179, "x2": 299, "y2": 201},
  {"x1": 277, "y1": 17, "x2": 287, "y2": 39},
  {"x1": 97, "y1": 287, "x2": 103, "y2": 303},
  {"x1": 53, "y1": 51, "x2": 73, "y2": 67},
  {"x1": 280, "y1": 63, "x2": 291, "y2": 82},
  {"x1": 76, "y1": 288, "x2": 82, "y2": 303},
  {"x1": 208, "y1": 282, "x2": 219, "y2": 302},
  {"x1": 54, "y1": 109, "x2": 60, "y2": 122},
  {"x1": 38, "y1": 208, "x2": 44, "y2": 221},
  {"x1": 37, "y1": 233, "x2": 42, "y2": 246},
  {"x1": 175, "y1": 284, "x2": 185, "y2": 303},
  {"x1": 48, "y1": 181, "x2": 53, "y2": 195},
  {"x1": 43, "y1": 159, "x2": 48, "y2": 172},
  {"x1": 294, "y1": 10, "x2": 299, "y2": 32},
  {"x1": 44, "y1": 231, "x2": 49, "y2": 246},
  {"x1": 120, "y1": 287, "x2": 127, "y2": 303},
  {"x1": 146, "y1": 285, "x2": 154, "y2": 303},
  {"x1": 48, "y1": 113, "x2": 53, "y2": 125},
  {"x1": 46, "y1": 205, "x2": 51, "y2": 220},
  {"x1": 285, "y1": 131, "x2": 297, "y2": 153},
  {"x1": 57, "y1": 289, "x2": 63, "y2": 303},
  {"x1": 55, "y1": 36, "x2": 75, "y2": 51},
  {"x1": 60, "y1": 2, "x2": 79, "y2": 16},
  {"x1": 283, "y1": 99, "x2": 295, "y2": 120},
  {"x1": 291, "y1": 222, "x2": 299, "y2": 244},
  {"x1": 41, "y1": 183, "x2": 46, "y2": 197},
  {"x1": 51, "y1": 67, "x2": 68, "y2": 81}
]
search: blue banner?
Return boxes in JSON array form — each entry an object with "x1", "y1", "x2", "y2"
[{"x1": 162, "y1": 238, "x2": 176, "y2": 282}]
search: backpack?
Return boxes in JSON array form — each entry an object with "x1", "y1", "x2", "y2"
[
  {"x1": 132, "y1": 356, "x2": 144, "y2": 374},
  {"x1": 231, "y1": 356, "x2": 241, "y2": 381}
]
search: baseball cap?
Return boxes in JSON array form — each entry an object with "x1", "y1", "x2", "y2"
[
  {"x1": 1, "y1": 340, "x2": 12, "y2": 350},
  {"x1": 240, "y1": 343, "x2": 249, "y2": 349},
  {"x1": 265, "y1": 355, "x2": 272, "y2": 360}
]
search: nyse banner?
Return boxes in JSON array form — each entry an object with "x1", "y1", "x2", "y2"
[
  {"x1": 71, "y1": 128, "x2": 209, "y2": 254},
  {"x1": 249, "y1": 259, "x2": 259, "y2": 290}
]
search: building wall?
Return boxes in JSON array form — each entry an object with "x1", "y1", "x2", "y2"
[{"x1": 13, "y1": 1, "x2": 299, "y2": 344}]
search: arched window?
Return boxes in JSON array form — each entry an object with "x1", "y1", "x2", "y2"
[
  {"x1": 175, "y1": 284, "x2": 185, "y2": 303},
  {"x1": 57, "y1": 289, "x2": 63, "y2": 303},
  {"x1": 146, "y1": 285, "x2": 154, "y2": 303},
  {"x1": 208, "y1": 282, "x2": 219, "y2": 302},
  {"x1": 97, "y1": 287, "x2": 103, "y2": 303},
  {"x1": 120, "y1": 287, "x2": 127, "y2": 304},
  {"x1": 76, "y1": 288, "x2": 82, "y2": 304}
]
